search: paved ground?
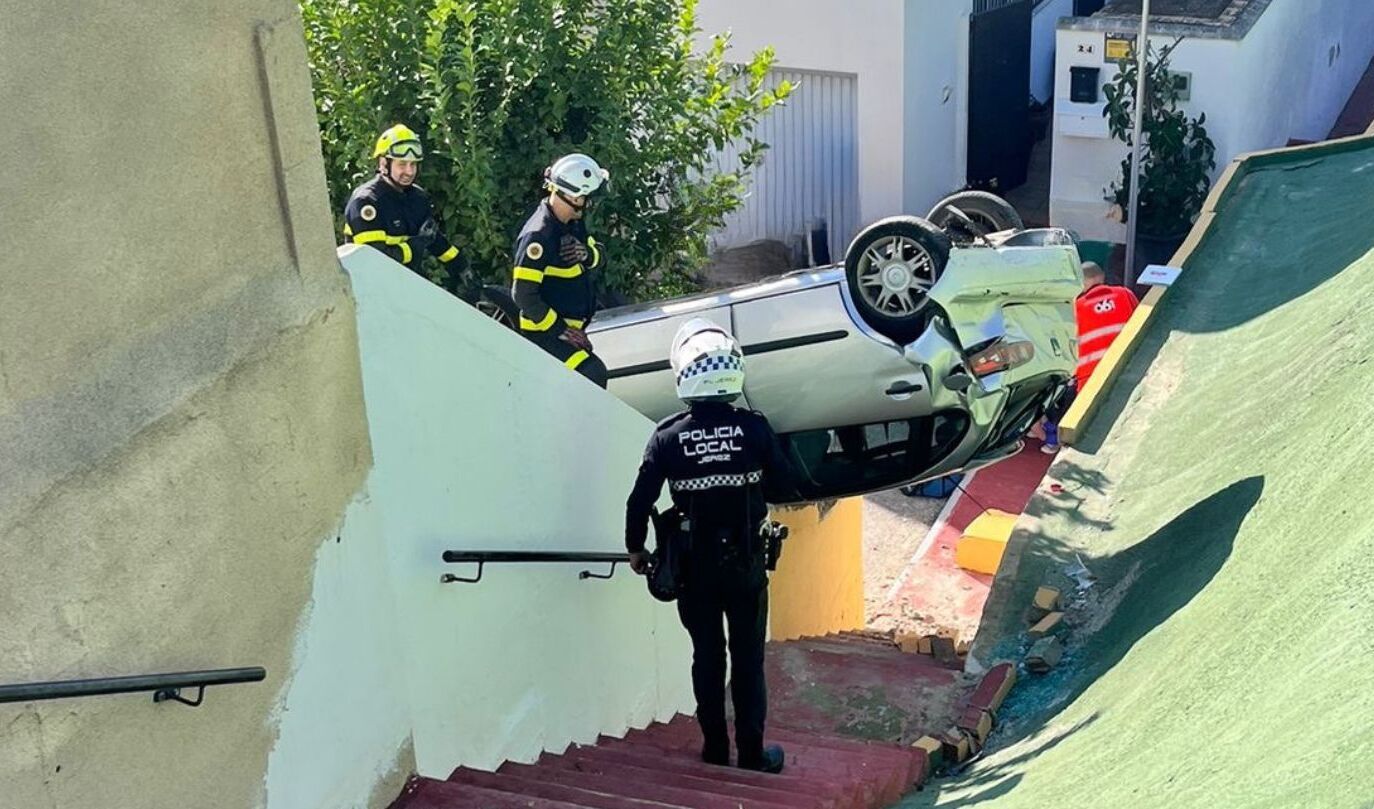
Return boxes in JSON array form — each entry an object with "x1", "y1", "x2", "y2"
[
  {"x1": 904, "y1": 139, "x2": 1374, "y2": 808},
  {"x1": 1004, "y1": 134, "x2": 1051, "y2": 229},
  {"x1": 861, "y1": 489, "x2": 943, "y2": 626}
]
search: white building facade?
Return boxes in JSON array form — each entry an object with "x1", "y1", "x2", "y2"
[
  {"x1": 695, "y1": 0, "x2": 975, "y2": 254},
  {"x1": 1050, "y1": 0, "x2": 1374, "y2": 243}
]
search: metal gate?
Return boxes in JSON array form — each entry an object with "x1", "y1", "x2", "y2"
[
  {"x1": 711, "y1": 68, "x2": 859, "y2": 258},
  {"x1": 967, "y1": 0, "x2": 1033, "y2": 191}
]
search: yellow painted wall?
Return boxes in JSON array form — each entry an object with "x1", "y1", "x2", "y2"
[{"x1": 767, "y1": 499, "x2": 866, "y2": 641}]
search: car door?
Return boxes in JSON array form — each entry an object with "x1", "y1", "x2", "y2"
[
  {"x1": 594, "y1": 304, "x2": 739, "y2": 423},
  {"x1": 729, "y1": 278, "x2": 935, "y2": 435}
]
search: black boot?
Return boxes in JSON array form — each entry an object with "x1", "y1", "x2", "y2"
[
  {"x1": 738, "y1": 743, "x2": 784, "y2": 774},
  {"x1": 701, "y1": 740, "x2": 730, "y2": 766}
]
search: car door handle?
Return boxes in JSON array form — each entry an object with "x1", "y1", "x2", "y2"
[{"x1": 885, "y1": 380, "x2": 923, "y2": 396}]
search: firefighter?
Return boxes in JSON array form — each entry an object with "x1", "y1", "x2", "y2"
[
  {"x1": 511, "y1": 153, "x2": 609, "y2": 387},
  {"x1": 343, "y1": 124, "x2": 464, "y2": 282},
  {"x1": 624, "y1": 319, "x2": 797, "y2": 774}
]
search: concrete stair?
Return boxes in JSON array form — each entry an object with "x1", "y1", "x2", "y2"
[{"x1": 391, "y1": 631, "x2": 961, "y2": 809}]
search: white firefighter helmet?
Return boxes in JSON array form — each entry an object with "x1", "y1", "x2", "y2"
[
  {"x1": 671, "y1": 318, "x2": 745, "y2": 402},
  {"x1": 545, "y1": 153, "x2": 609, "y2": 197}
]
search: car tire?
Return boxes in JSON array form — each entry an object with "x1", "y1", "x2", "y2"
[
  {"x1": 477, "y1": 285, "x2": 519, "y2": 331},
  {"x1": 926, "y1": 191, "x2": 1024, "y2": 246},
  {"x1": 844, "y1": 216, "x2": 952, "y2": 342}
]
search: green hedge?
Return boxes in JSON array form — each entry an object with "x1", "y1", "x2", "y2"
[{"x1": 302, "y1": 0, "x2": 791, "y2": 301}]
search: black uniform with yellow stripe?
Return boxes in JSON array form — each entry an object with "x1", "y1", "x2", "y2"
[
  {"x1": 343, "y1": 175, "x2": 462, "y2": 275},
  {"x1": 511, "y1": 200, "x2": 607, "y2": 387}
]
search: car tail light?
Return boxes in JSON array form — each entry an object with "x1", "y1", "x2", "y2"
[{"x1": 967, "y1": 339, "x2": 1035, "y2": 377}]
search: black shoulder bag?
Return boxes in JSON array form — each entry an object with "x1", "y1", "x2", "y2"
[{"x1": 646, "y1": 506, "x2": 690, "y2": 602}]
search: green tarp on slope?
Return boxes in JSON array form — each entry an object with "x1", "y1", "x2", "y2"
[{"x1": 910, "y1": 140, "x2": 1374, "y2": 808}]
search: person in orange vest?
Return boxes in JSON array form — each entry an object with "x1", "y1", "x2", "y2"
[{"x1": 1042, "y1": 261, "x2": 1139, "y2": 453}]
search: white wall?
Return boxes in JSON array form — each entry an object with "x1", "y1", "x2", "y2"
[
  {"x1": 265, "y1": 492, "x2": 413, "y2": 809},
  {"x1": 264, "y1": 246, "x2": 694, "y2": 805},
  {"x1": 341, "y1": 246, "x2": 693, "y2": 775},
  {"x1": 696, "y1": 0, "x2": 972, "y2": 232},
  {"x1": 904, "y1": 0, "x2": 973, "y2": 215},
  {"x1": 1049, "y1": 0, "x2": 1374, "y2": 242},
  {"x1": 1031, "y1": 0, "x2": 1074, "y2": 103},
  {"x1": 1230, "y1": 0, "x2": 1374, "y2": 145}
]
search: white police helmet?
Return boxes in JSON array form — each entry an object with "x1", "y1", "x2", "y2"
[{"x1": 671, "y1": 318, "x2": 745, "y2": 403}]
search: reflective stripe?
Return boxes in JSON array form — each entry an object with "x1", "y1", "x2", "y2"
[
  {"x1": 343, "y1": 223, "x2": 353, "y2": 237},
  {"x1": 587, "y1": 237, "x2": 600, "y2": 267},
  {"x1": 513, "y1": 266, "x2": 544, "y2": 283},
  {"x1": 1076, "y1": 348, "x2": 1109, "y2": 369},
  {"x1": 564, "y1": 318, "x2": 586, "y2": 328},
  {"x1": 520, "y1": 309, "x2": 559, "y2": 331},
  {"x1": 670, "y1": 470, "x2": 764, "y2": 492},
  {"x1": 565, "y1": 350, "x2": 590, "y2": 370},
  {"x1": 1079, "y1": 324, "x2": 1125, "y2": 345},
  {"x1": 543, "y1": 264, "x2": 583, "y2": 278},
  {"x1": 438, "y1": 245, "x2": 459, "y2": 263},
  {"x1": 351, "y1": 229, "x2": 391, "y2": 245},
  {"x1": 352, "y1": 229, "x2": 413, "y2": 264}
]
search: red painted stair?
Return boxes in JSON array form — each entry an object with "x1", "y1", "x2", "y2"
[{"x1": 391, "y1": 632, "x2": 965, "y2": 809}]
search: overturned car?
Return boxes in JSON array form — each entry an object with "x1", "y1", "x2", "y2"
[{"x1": 487, "y1": 192, "x2": 1082, "y2": 504}]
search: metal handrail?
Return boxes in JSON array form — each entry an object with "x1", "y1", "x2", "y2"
[
  {"x1": 440, "y1": 550, "x2": 632, "y2": 584},
  {"x1": 0, "y1": 667, "x2": 266, "y2": 709}
]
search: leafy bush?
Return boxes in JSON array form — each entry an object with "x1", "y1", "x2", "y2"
[
  {"x1": 1103, "y1": 37, "x2": 1216, "y2": 237},
  {"x1": 302, "y1": 0, "x2": 791, "y2": 301}
]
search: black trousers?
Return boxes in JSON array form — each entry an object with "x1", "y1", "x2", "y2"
[
  {"x1": 676, "y1": 578, "x2": 769, "y2": 763},
  {"x1": 528, "y1": 332, "x2": 608, "y2": 388},
  {"x1": 1044, "y1": 378, "x2": 1079, "y2": 426}
]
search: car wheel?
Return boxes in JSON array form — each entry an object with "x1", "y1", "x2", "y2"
[
  {"x1": 477, "y1": 285, "x2": 519, "y2": 331},
  {"x1": 926, "y1": 191, "x2": 1024, "y2": 246},
  {"x1": 844, "y1": 216, "x2": 952, "y2": 342}
]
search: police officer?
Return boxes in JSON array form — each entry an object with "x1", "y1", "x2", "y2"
[
  {"x1": 343, "y1": 124, "x2": 464, "y2": 282},
  {"x1": 511, "y1": 153, "x2": 609, "y2": 387},
  {"x1": 624, "y1": 319, "x2": 796, "y2": 774}
]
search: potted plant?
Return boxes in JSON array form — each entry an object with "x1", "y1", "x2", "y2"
[{"x1": 1102, "y1": 37, "x2": 1217, "y2": 275}]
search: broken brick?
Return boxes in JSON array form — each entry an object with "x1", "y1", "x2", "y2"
[
  {"x1": 896, "y1": 633, "x2": 922, "y2": 654},
  {"x1": 912, "y1": 736, "x2": 944, "y2": 775},
  {"x1": 940, "y1": 727, "x2": 972, "y2": 764},
  {"x1": 956, "y1": 705, "x2": 993, "y2": 746},
  {"x1": 1026, "y1": 636, "x2": 1064, "y2": 673},
  {"x1": 1028, "y1": 611, "x2": 1065, "y2": 638},
  {"x1": 931, "y1": 635, "x2": 958, "y2": 663},
  {"x1": 917, "y1": 635, "x2": 935, "y2": 655},
  {"x1": 968, "y1": 662, "x2": 1018, "y2": 715},
  {"x1": 1028, "y1": 586, "x2": 1062, "y2": 623}
]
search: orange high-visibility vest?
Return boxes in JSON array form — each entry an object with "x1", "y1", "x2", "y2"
[{"x1": 1075, "y1": 284, "x2": 1139, "y2": 388}]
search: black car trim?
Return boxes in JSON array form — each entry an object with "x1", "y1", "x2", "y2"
[
  {"x1": 742, "y1": 330, "x2": 849, "y2": 357},
  {"x1": 604, "y1": 329, "x2": 850, "y2": 380},
  {"x1": 605, "y1": 359, "x2": 672, "y2": 379}
]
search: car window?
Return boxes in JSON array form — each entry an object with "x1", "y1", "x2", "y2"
[{"x1": 780, "y1": 412, "x2": 969, "y2": 501}]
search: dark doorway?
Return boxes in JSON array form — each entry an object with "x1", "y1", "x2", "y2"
[{"x1": 967, "y1": 0, "x2": 1033, "y2": 192}]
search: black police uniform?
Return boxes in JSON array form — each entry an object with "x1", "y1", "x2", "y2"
[
  {"x1": 511, "y1": 201, "x2": 607, "y2": 387},
  {"x1": 343, "y1": 175, "x2": 462, "y2": 277},
  {"x1": 624, "y1": 401, "x2": 796, "y2": 768}
]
